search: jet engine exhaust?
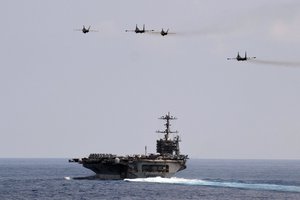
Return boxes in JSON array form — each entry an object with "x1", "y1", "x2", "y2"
[{"x1": 249, "y1": 59, "x2": 300, "y2": 68}]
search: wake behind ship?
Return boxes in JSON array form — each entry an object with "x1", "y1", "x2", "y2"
[{"x1": 69, "y1": 113, "x2": 188, "y2": 179}]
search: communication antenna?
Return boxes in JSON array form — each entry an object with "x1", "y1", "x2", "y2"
[{"x1": 156, "y1": 112, "x2": 178, "y2": 140}]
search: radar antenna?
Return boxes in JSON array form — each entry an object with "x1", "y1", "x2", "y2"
[
  {"x1": 156, "y1": 112, "x2": 178, "y2": 140},
  {"x1": 156, "y1": 112, "x2": 182, "y2": 156}
]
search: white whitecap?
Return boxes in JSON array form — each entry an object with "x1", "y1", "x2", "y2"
[
  {"x1": 124, "y1": 177, "x2": 300, "y2": 193},
  {"x1": 64, "y1": 176, "x2": 72, "y2": 180}
]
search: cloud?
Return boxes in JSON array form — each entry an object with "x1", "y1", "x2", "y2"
[{"x1": 269, "y1": 18, "x2": 300, "y2": 42}]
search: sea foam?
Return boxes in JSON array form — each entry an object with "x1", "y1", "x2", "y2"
[{"x1": 125, "y1": 177, "x2": 300, "y2": 193}]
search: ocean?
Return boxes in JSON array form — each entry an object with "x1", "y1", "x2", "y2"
[{"x1": 0, "y1": 159, "x2": 300, "y2": 200}]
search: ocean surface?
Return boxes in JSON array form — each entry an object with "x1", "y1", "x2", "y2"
[{"x1": 1, "y1": 159, "x2": 300, "y2": 200}]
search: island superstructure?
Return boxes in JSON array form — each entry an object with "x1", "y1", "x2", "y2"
[{"x1": 69, "y1": 113, "x2": 188, "y2": 179}]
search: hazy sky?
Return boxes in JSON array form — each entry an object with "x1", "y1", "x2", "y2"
[{"x1": 1, "y1": 0, "x2": 300, "y2": 159}]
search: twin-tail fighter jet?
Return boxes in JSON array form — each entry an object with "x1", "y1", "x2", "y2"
[
  {"x1": 159, "y1": 28, "x2": 176, "y2": 36},
  {"x1": 74, "y1": 25, "x2": 98, "y2": 34},
  {"x1": 149, "y1": 28, "x2": 176, "y2": 36},
  {"x1": 227, "y1": 52, "x2": 256, "y2": 61},
  {"x1": 125, "y1": 24, "x2": 154, "y2": 34},
  {"x1": 160, "y1": 28, "x2": 170, "y2": 36}
]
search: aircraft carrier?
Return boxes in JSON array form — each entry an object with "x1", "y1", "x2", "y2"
[{"x1": 69, "y1": 113, "x2": 188, "y2": 179}]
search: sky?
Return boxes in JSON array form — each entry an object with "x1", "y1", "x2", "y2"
[{"x1": 0, "y1": 0, "x2": 300, "y2": 159}]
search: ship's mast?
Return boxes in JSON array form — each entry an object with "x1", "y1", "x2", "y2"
[
  {"x1": 156, "y1": 112, "x2": 178, "y2": 140},
  {"x1": 156, "y1": 112, "x2": 182, "y2": 156}
]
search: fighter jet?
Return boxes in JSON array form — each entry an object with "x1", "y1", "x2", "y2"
[
  {"x1": 151, "y1": 28, "x2": 176, "y2": 36},
  {"x1": 125, "y1": 24, "x2": 154, "y2": 34},
  {"x1": 227, "y1": 52, "x2": 256, "y2": 61},
  {"x1": 160, "y1": 28, "x2": 170, "y2": 36},
  {"x1": 74, "y1": 25, "x2": 98, "y2": 34}
]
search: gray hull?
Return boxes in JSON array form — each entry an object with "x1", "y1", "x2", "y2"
[{"x1": 82, "y1": 158, "x2": 186, "y2": 180}]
